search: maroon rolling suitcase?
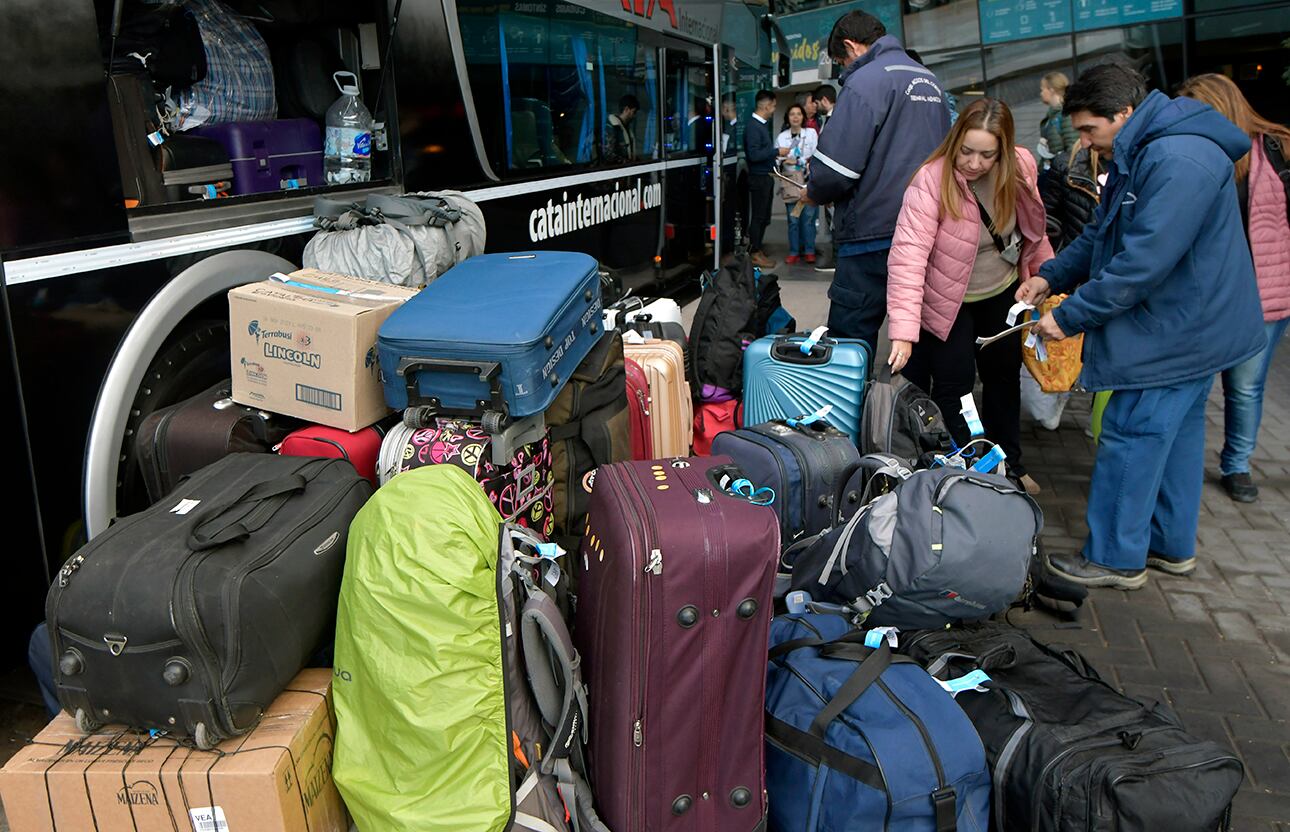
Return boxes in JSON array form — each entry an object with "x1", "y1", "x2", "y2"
[{"x1": 577, "y1": 456, "x2": 780, "y2": 831}]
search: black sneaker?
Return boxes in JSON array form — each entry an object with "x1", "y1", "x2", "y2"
[
  {"x1": 1044, "y1": 551, "x2": 1147, "y2": 590},
  {"x1": 1220, "y1": 472, "x2": 1258, "y2": 503},
  {"x1": 1146, "y1": 552, "x2": 1197, "y2": 577}
]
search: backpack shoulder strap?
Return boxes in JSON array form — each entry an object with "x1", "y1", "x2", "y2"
[{"x1": 519, "y1": 591, "x2": 590, "y2": 762}]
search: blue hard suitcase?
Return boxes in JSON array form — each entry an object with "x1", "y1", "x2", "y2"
[
  {"x1": 743, "y1": 331, "x2": 871, "y2": 443},
  {"x1": 378, "y1": 252, "x2": 603, "y2": 424},
  {"x1": 711, "y1": 419, "x2": 862, "y2": 549}
]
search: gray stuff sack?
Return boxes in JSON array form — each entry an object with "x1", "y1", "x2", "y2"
[{"x1": 302, "y1": 190, "x2": 486, "y2": 287}]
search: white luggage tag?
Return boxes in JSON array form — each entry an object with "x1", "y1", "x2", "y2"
[{"x1": 959, "y1": 394, "x2": 985, "y2": 437}]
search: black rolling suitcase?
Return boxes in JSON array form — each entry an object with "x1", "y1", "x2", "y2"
[{"x1": 46, "y1": 453, "x2": 371, "y2": 748}]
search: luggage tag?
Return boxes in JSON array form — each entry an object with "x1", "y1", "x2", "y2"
[
  {"x1": 146, "y1": 129, "x2": 166, "y2": 147},
  {"x1": 785, "y1": 404, "x2": 832, "y2": 429},
  {"x1": 970, "y1": 444, "x2": 1007, "y2": 474},
  {"x1": 864, "y1": 627, "x2": 899, "y2": 649},
  {"x1": 724, "y1": 476, "x2": 775, "y2": 507},
  {"x1": 800, "y1": 326, "x2": 829, "y2": 355},
  {"x1": 785, "y1": 590, "x2": 813, "y2": 615},
  {"x1": 936, "y1": 669, "x2": 991, "y2": 697},
  {"x1": 1010, "y1": 301, "x2": 1051, "y2": 360},
  {"x1": 959, "y1": 394, "x2": 985, "y2": 437}
]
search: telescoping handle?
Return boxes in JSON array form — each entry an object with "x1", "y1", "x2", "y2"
[{"x1": 396, "y1": 356, "x2": 508, "y2": 420}]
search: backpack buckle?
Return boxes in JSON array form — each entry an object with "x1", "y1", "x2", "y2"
[{"x1": 864, "y1": 582, "x2": 893, "y2": 609}]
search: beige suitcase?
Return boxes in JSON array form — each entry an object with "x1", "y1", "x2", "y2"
[{"x1": 623, "y1": 338, "x2": 693, "y2": 457}]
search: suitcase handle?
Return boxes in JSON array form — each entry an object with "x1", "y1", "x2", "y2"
[
  {"x1": 770, "y1": 334, "x2": 833, "y2": 366},
  {"x1": 187, "y1": 474, "x2": 308, "y2": 551},
  {"x1": 396, "y1": 357, "x2": 509, "y2": 422}
]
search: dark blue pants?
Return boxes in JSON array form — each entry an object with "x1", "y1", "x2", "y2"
[
  {"x1": 29, "y1": 623, "x2": 59, "y2": 717},
  {"x1": 1084, "y1": 378, "x2": 1213, "y2": 570},
  {"x1": 826, "y1": 250, "x2": 889, "y2": 356}
]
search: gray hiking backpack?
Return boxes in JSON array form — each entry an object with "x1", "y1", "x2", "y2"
[
  {"x1": 860, "y1": 365, "x2": 952, "y2": 462},
  {"x1": 789, "y1": 465, "x2": 1042, "y2": 629},
  {"x1": 303, "y1": 190, "x2": 486, "y2": 287}
]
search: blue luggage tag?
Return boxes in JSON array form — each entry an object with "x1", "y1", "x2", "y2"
[
  {"x1": 937, "y1": 669, "x2": 991, "y2": 697},
  {"x1": 864, "y1": 627, "x2": 899, "y2": 648},
  {"x1": 726, "y1": 477, "x2": 775, "y2": 507},
  {"x1": 535, "y1": 542, "x2": 564, "y2": 560},
  {"x1": 146, "y1": 130, "x2": 166, "y2": 147},
  {"x1": 800, "y1": 325, "x2": 828, "y2": 355},
  {"x1": 970, "y1": 444, "x2": 1007, "y2": 474},
  {"x1": 785, "y1": 404, "x2": 833, "y2": 429},
  {"x1": 959, "y1": 394, "x2": 985, "y2": 437}
]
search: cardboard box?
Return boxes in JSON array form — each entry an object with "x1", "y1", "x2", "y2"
[
  {"x1": 0, "y1": 670, "x2": 348, "y2": 832},
  {"x1": 229, "y1": 270, "x2": 417, "y2": 431}
]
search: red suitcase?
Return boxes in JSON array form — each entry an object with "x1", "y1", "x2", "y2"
[
  {"x1": 577, "y1": 456, "x2": 780, "y2": 831},
  {"x1": 276, "y1": 423, "x2": 386, "y2": 485},
  {"x1": 625, "y1": 357, "x2": 654, "y2": 460}
]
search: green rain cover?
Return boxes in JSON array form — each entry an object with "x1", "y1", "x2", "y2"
[{"x1": 332, "y1": 465, "x2": 510, "y2": 832}]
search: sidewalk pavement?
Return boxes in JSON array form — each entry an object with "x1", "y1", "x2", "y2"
[{"x1": 765, "y1": 252, "x2": 1290, "y2": 828}]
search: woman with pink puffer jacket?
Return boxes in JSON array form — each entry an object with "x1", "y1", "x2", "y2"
[{"x1": 886, "y1": 98, "x2": 1054, "y2": 492}]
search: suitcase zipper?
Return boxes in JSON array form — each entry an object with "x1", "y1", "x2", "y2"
[
  {"x1": 153, "y1": 406, "x2": 178, "y2": 492},
  {"x1": 740, "y1": 429, "x2": 804, "y2": 541}
]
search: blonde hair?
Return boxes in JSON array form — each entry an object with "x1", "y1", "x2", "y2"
[
  {"x1": 922, "y1": 98, "x2": 1019, "y2": 232},
  {"x1": 1178, "y1": 73, "x2": 1290, "y2": 182},
  {"x1": 1042, "y1": 71, "x2": 1070, "y2": 98}
]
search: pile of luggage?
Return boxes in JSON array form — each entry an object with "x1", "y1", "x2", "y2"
[{"x1": 9, "y1": 249, "x2": 1245, "y2": 832}]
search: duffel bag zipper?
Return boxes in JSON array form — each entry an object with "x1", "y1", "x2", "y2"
[
  {"x1": 219, "y1": 474, "x2": 362, "y2": 692},
  {"x1": 59, "y1": 631, "x2": 184, "y2": 655},
  {"x1": 1099, "y1": 752, "x2": 1242, "y2": 822},
  {"x1": 876, "y1": 679, "x2": 952, "y2": 813},
  {"x1": 1029, "y1": 735, "x2": 1130, "y2": 832}
]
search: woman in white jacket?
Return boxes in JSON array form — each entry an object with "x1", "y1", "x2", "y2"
[{"x1": 776, "y1": 105, "x2": 819, "y2": 264}]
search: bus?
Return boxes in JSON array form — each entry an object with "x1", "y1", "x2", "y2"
[{"x1": 0, "y1": 0, "x2": 785, "y2": 666}]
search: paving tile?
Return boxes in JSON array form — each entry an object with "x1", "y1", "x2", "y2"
[{"x1": 1234, "y1": 740, "x2": 1290, "y2": 792}]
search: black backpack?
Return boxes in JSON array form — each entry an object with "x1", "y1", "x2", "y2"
[
  {"x1": 688, "y1": 257, "x2": 795, "y2": 397},
  {"x1": 900, "y1": 624, "x2": 1243, "y2": 832},
  {"x1": 103, "y1": 2, "x2": 207, "y2": 90},
  {"x1": 859, "y1": 365, "x2": 952, "y2": 462}
]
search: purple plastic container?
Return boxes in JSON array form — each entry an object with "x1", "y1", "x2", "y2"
[{"x1": 192, "y1": 118, "x2": 323, "y2": 195}]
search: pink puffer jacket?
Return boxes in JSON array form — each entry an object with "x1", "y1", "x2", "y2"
[
  {"x1": 1249, "y1": 137, "x2": 1290, "y2": 322},
  {"x1": 887, "y1": 148, "x2": 1055, "y2": 342}
]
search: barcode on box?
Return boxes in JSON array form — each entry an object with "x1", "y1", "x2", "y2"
[
  {"x1": 189, "y1": 806, "x2": 229, "y2": 832},
  {"x1": 295, "y1": 384, "x2": 342, "y2": 411}
]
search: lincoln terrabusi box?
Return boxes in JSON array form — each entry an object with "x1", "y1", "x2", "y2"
[
  {"x1": 229, "y1": 270, "x2": 417, "y2": 431},
  {"x1": 0, "y1": 669, "x2": 347, "y2": 832}
]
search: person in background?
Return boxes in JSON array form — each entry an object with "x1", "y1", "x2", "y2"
[
  {"x1": 797, "y1": 91, "x2": 820, "y2": 131},
  {"x1": 777, "y1": 104, "x2": 820, "y2": 264},
  {"x1": 1038, "y1": 72, "x2": 1079, "y2": 171},
  {"x1": 720, "y1": 94, "x2": 738, "y2": 155},
  {"x1": 745, "y1": 89, "x2": 779, "y2": 268},
  {"x1": 1020, "y1": 65, "x2": 1264, "y2": 589},
  {"x1": 802, "y1": 11, "x2": 951, "y2": 355},
  {"x1": 1179, "y1": 73, "x2": 1290, "y2": 504},
  {"x1": 814, "y1": 84, "x2": 837, "y2": 131},
  {"x1": 887, "y1": 98, "x2": 1051, "y2": 493},
  {"x1": 1043, "y1": 143, "x2": 1103, "y2": 251},
  {"x1": 605, "y1": 94, "x2": 639, "y2": 164}
]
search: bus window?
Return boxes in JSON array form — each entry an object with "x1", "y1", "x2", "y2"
[
  {"x1": 456, "y1": 0, "x2": 660, "y2": 175},
  {"x1": 664, "y1": 49, "x2": 714, "y2": 157},
  {"x1": 95, "y1": 0, "x2": 396, "y2": 210}
]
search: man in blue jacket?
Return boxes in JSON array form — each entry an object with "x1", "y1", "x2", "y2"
[
  {"x1": 745, "y1": 89, "x2": 779, "y2": 268},
  {"x1": 802, "y1": 12, "x2": 950, "y2": 353},
  {"x1": 1020, "y1": 65, "x2": 1265, "y2": 589}
]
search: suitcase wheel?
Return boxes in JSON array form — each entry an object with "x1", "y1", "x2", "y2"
[
  {"x1": 403, "y1": 406, "x2": 435, "y2": 429},
  {"x1": 194, "y1": 721, "x2": 217, "y2": 751},
  {"x1": 75, "y1": 707, "x2": 103, "y2": 734},
  {"x1": 481, "y1": 410, "x2": 504, "y2": 434}
]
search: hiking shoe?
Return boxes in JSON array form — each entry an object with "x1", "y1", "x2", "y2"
[
  {"x1": 1220, "y1": 472, "x2": 1258, "y2": 503},
  {"x1": 1020, "y1": 474, "x2": 1041, "y2": 495},
  {"x1": 751, "y1": 251, "x2": 777, "y2": 269},
  {"x1": 1044, "y1": 551, "x2": 1147, "y2": 590},
  {"x1": 1146, "y1": 553, "x2": 1197, "y2": 577}
]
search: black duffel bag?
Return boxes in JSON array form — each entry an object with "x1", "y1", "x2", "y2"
[
  {"x1": 46, "y1": 453, "x2": 371, "y2": 748},
  {"x1": 901, "y1": 623, "x2": 1243, "y2": 832}
]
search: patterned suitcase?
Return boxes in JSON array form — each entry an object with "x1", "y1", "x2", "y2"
[
  {"x1": 576, "y1": 457, "x2": 780, "y2": 831},
  {"x1": 623, "y1": 338, "x2": 693, "y2": 458},
  {"x1": 377, "y1": 418, "x2": 554, "y2": 536},
  {"x1": 743, "y1": 331, "x2": 871, "y2": 443},
  {"x1": 377, "y1": 252, "x2": 603, "y2": 425},
  {"x1": 625, "y1": 357, "x2": 653, "y2": 460}
]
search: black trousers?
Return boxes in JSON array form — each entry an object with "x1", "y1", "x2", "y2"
[
  {"x1": 826, "y1": 250, "x2": 889, "y2": 357},
  {"x1": 902, "y1": 283, "x2": 1025, "y2": 475},
  {"x1": 749, "y1": 173, "x2": 774, "y2": 253}
]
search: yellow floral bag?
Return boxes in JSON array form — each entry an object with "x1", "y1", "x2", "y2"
[{"x1": 1023, "y1": 294, "x2": 1084, "y2": 392}]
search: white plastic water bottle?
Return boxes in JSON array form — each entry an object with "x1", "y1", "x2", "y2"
[{"x1": 324, "y1": 71, "x2": 373, "y2": 185}]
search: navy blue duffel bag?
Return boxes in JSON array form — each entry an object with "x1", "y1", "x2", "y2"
[{"x1": 765, "y1": 613, "x2": 991, "y2": 831}]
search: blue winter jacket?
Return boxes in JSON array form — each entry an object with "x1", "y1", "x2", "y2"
[
  {"x1": 1043, "y1": 91, "x2": 1265, "y2": 391},
  {"x1": 806, "y1": 36, "x2": 950, "y2": 245}
]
